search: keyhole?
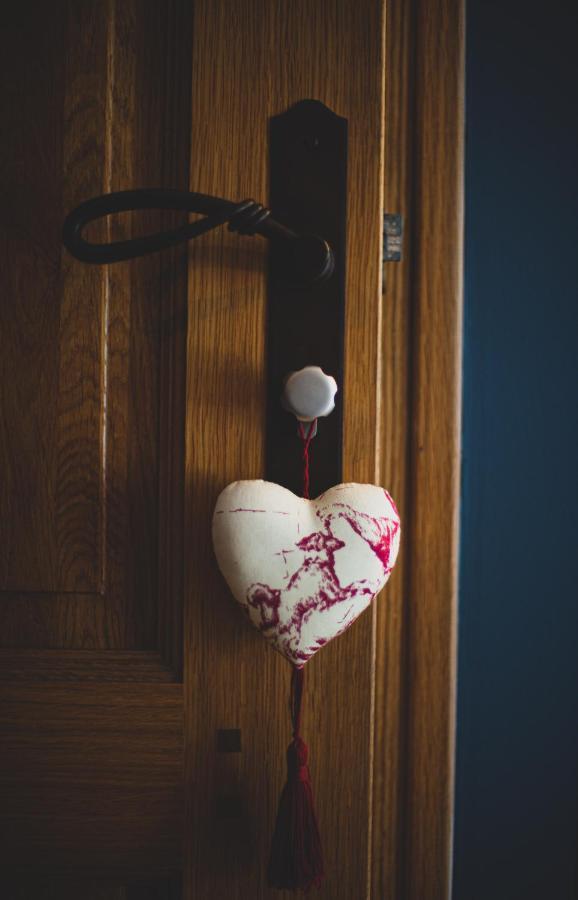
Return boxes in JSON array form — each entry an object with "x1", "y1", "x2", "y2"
[{"x1": 216, "y1": 728, "x2": 242, "y2": 752}]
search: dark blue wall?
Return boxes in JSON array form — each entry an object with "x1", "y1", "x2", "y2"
[{"x1": 453, "y1": 1, "x2": 578, "y2": 898}]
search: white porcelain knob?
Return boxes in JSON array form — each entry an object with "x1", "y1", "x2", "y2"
[{"x1": 282, "y1": 366, "x2": 338, "y2": 422}]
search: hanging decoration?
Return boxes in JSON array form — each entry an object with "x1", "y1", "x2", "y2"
[
  {"x1": 212, "y1": 401, "x2": 400, "y2": 892},
  {"x1": 212, "y1": 480, "x2": 400, "y2": 670}
]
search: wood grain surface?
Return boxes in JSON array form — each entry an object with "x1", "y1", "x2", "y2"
[
  {"x1": 396, "y1": 1, "x2": 464, "y2": 898},
  {"x1": 4, "y1": 882, "x2": 182, "y2": 900},
  {"x1": 0, "y1": 1, "x2": 192, "y2": 896},
  {"x1": 5, "y1": 885, "x2": 129, "y2": 900},
  {"x1": 0, "y1": 683, "x2": 183, "y2": 874},
  {"x1": 371, "y1": 0, "x2": 417, "y2": 894},
  {"x1": 372, "y1": 0, "x2": 464, "y2": 897},
  {"x1": 0, "y1": 649, "x2": 175, "y2": 683},
  {"x1": 184, "y1": 1, "x2": 386, "y2": 898},
  {"x1": 0, "y1": 0, "x2": 191, "y2": 670}
]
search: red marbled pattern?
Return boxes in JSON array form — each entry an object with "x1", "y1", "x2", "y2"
[{"x1": 246, "y1": 500, "x2": 400, "y2": 666}]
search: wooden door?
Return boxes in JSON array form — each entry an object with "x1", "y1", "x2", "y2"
[
  {"x1": 0, "y1": 1, "x2": 463, "y2": 899},
  {"x1": 0, "y1": 2, "x2": 190, "y2": 896}
]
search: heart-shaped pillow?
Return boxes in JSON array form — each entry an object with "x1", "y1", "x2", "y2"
[{"x1": 212, "y1": 480, "x2": 400, "y2": 666}]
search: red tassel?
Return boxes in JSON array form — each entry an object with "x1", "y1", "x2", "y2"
[{"x1": 267, "y1": 667, "x2": 324, "y2": 892}]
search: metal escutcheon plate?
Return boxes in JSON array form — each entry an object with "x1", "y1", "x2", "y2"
[{"x1": 266, "y1": 100, "x2": 347, "y2": 496}]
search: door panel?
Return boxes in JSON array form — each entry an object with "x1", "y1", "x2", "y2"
[
  {"x1": 0, "y1": 0, "x2": 192, "y2": 894},
  {"x1": 0, "y1": 0, "x2": 190, "y2": 667},
  {"x1": 0, "y1": 684, "x2": 182, "y2": 874}
]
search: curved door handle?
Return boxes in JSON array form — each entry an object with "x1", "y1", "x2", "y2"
[{"x1": 62, "y1": 188, "x2": 334, "y2": 286}]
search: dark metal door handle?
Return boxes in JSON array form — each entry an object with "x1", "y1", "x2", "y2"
[{"x1": 62, "y1": 187, "x2": 334, "y2": 287}]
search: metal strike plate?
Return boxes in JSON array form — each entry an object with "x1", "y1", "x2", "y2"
[
  {"x1": 383, "y1": 213, "x2": 403, "y2": 262},
  {"x1": 266, "y1": 100, "x2": 347, "y2": 496}
]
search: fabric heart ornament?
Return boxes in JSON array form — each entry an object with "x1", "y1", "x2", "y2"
[
  {"x1": 212, "y1": 476, "x2": 400, "y2": 893},
  {"x1": 212, "y1": 479, "x2": 400, "y2": 666}
]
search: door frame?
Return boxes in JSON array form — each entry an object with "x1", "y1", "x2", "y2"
[{"x1": 373, "y1": 0, "x2": 464, "y2": 898}]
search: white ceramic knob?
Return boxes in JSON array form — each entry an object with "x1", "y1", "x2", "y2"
[{"x1": 282, "y1": 366, "x2": 338, "y2": 422}]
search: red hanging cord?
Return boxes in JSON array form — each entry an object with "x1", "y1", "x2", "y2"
[
  {"x1": 290, "y1": 664, "x2": 304, "y2": 738},
  {"x1": 297, "y1": 419, "x2": 317, "y2": 500}
]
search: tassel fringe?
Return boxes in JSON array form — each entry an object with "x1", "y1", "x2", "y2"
[{"x1": 267, "y1": 667, "x2": 324, "y2": 892}]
